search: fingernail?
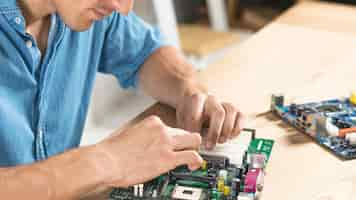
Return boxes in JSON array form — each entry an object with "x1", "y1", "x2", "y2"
[
  {"x1": 206, "y1": 142, "x2": 213, "y2": 149},
  {"x1": 189, "y1": 164, "x2": 199, "y2": 171},
  {"x1": 220, "y1": 137, "x2": 226, "y2": 142}
]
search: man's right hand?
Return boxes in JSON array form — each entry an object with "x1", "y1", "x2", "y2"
[{"x1": 95, "y1": 115, "x2": 203, "y2": 187}]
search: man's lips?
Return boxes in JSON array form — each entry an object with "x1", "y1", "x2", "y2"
[{"x1": 90, "y1": 8, "x2": 112, "y2": 20}]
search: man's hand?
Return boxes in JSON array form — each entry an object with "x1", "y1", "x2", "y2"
[
  {"x1": 138, "y1": 46, "x2": 243, "y2": 150},
  {"x1": 96, "y1": 116, "x2": 203, "y2": 187},
  {"x1": 177, "y1": 92, "x2": 243, "y2": 150}
]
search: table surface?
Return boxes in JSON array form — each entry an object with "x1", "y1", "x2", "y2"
[{"x1": 83, "y1": 2, "x2": 356, "y2": 200}]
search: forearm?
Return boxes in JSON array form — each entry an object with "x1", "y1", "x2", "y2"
[
  {"x1": 0, "y1": 145, "x2": 107, "y2": 200},
  {"x1": 139, "y1": 46, "x2": 206, "y2": 108}
]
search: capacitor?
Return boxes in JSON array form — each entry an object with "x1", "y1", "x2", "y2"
[
  {"x1": 242, "y1": 151, "x2": 250, "y2": 166},
  {"x1": 231, "y1": 181, "x2": 237, "y2": 197},
  {"x1": 219, "y1": 170, "x2": 228, "y2": 181},
  {"x1": 232, "y1": 178, "x2": 241, "y2": 196},
  {"x1": 289, "y1": 103, "x2": 297, "y2": 115},
  {"x1": 223, "y1": 186, "x2": 231, "y2": 196},
  {"x1": 272, "y1": 94, "x2": 284, "y2": 107},
  {"x1": 218, "y1": 179, "x2": 225, "y2": 192},
  {"x1": 350, "y1": 92, "x2": 356, "y2": 105},
  {"x1": 202, "y1": 160, "x2": 207, "y2": 170},
  {"x1": 236, "y1": 167, "x2": 243, "y2": 178}
]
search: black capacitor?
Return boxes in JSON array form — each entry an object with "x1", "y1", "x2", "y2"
[
  {"x1": 289, "y1": 103, "x2": 297, "y2": 115},
  {"x1": 236, "y1": 167, "x2": 243, "y2": 179},
  {"x1": 273, "y1": 95, "x2": 284, "y2": 107},
  {"x1": 234, "y1": 178, "x2": 241, "y2": 196},
  {"x1": 242, "y1": 151, "x2": 248, "y2": 164},
  {"x1": 296, "y1": 107, "x2": 303, "y2": 117}
]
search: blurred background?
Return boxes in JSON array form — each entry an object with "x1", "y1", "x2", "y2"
[{"x1": 81, "y1": 0, "x2": 356, "y2": 145}]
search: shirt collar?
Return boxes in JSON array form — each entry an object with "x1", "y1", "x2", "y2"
[
  {"x1": 0, "y1": 1, "x2": 26, "y2": 34},
  {"x1": 0, "y1": 0, "x2": 18, "y2": 9}
]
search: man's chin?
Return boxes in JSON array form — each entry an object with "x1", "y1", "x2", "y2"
[{"x1": 66, "y1": 21, "x2": 93, "y2": 32}]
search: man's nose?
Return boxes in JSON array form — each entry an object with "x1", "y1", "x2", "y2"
[{"x1": 100, "y1": 0, "x2": 120, "y2": 12}]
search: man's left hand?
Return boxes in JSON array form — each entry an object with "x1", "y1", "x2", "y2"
[{"x1": 176, "y1": 92, "x2": 243, "y2": 150}]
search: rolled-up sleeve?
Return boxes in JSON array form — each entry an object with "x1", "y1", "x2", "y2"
[{"x1": 99, "y1": 12, "x2": 166, "y2": 89}]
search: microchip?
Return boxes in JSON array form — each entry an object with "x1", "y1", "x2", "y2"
[{"x1": 172, "y1": 186, "x2": 203, "y2": 200}]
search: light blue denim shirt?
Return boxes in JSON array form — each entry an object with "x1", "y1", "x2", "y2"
[{"x1": 0, "y1": 0, "x2": 165, "y2": 166}]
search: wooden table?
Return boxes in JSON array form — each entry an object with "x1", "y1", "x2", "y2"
[{"x1": 84, "y1": 2, "x2": 356, "y2": 200}]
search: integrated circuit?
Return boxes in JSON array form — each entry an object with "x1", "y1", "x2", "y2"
[
  {"x1": 271, "y1": 94, "x2": 356, "y2": 159},
  {"x1": 109, "y1": 129, "x2": 274, "y2": 200}
]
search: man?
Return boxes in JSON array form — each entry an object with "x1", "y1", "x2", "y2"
[{"x1": 0, "y1": 0, "x2": 243, "y2": 199}]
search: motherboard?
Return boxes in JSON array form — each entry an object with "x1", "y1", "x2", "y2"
[
  {"x1": 271, "y1": 94, "x2": 356, "y2": 159},
  {"x1": 109, "y1": 129, "x2": 274, "y2": 200}
]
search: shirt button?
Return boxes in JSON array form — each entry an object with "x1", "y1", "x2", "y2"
[
  {"x1": 14, "y1": 17, "x2": 21, "y2": 25},
  {"x1": 38, "y1": 129, "x2": 43, "y2": 136},
  {"x1": 26, "y1": 40, "x2": 33, "y2": 48}
]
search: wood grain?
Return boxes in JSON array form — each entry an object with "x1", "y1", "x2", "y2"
[{"x1": 82, "y1": 2, "x2": 356, "y2": 200}]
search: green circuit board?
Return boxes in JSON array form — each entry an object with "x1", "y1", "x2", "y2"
[{"x1": 109, "y1": 129, "x2": 274, "y2": 200}]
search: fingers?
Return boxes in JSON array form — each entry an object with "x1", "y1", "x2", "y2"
[
  {"x1": 184, "y1": 94, "x2": 206, "y2": 132},
  {"x1": 174, "y1": 150, "x2": 203, "y2": 171},
  {"x1": 219, "y1": 103, "x2": 236, "y2": 143},
  {"x1": 170, "y1": 128, "x2": 202, "y2": 151},
  {"x1": 221, "y1": 103, "x2": 242, "y2": 141},
  {"x1": 232, "y1": 109, "x2": 243, "y2": 138},
  {"x1": 176, "y1": 91, "x2": 243, "y2": 150},
  {"x1": 205, "y1": 96, "x2": 225, "y2": 150},
  {"x1": 177, "y1": 94, "x2": 206, "y2": 133}
]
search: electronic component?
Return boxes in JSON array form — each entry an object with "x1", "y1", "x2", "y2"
[
  {"x1": 350, "y1": 92, "x2": 356, "y2": 105},
  {"x1": 172, "y1": 185, "x2": 204, "y2": 200},
  {"x1": 217, "y1": 179, "x2": 225, "y2": 192},
  {"x1": 250, "y1": 153, "x2": 266, "y2": 169},
  {"x1": 244, "y1": 169, "x2": 264, "y2": 193},
  {"x1": 139, "y1": 184, "x2": 144, "y2": 197},
  {"x1": 133, "y1": 185, "x2": 138, "y2": 197},
  {"x1": 218, "y1": 170, "x2": 228, "y2": 181},
  {"x1": 346, "y1": 133, "x2": 356, "y2": 145},
  {"x1": 109, "y1": 129, "x2": 274, "y2": 200},
  {"x1": 271, "y1": 94, "x2": 356, "y2": 159},
  {"x1": 223, "y1": 186, "x2": 230, "y2": 196},
  {"x1": 237, "y1": 192, "x2": 255, "y2": 200}
]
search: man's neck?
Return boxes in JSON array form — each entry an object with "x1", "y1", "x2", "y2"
[
  {"x1": 18, "y1": 0, "x2": 56, "y2": 26},
  {"x1": 18, "y1": 0, "x2": 56, "y2": 56}
]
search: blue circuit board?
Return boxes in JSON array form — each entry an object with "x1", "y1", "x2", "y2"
[{"x1": 271, "y1": 94, "x2": 356, "y2": 159}]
